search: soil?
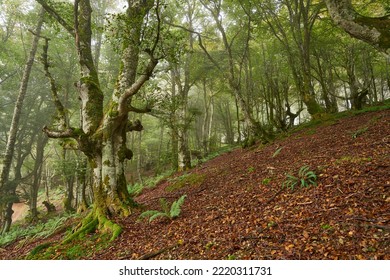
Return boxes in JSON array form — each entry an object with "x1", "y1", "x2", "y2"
[{"x1": 0, "y1": 108, "x2": 389, "y2": 260}]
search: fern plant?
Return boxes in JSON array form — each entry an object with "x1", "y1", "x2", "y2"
[
  {"x1": 283, "y1": 165, "x2": 317, "y2": 190},
  {"x1": 139, "y1": 195, "x2": 187, "y2": 222}
]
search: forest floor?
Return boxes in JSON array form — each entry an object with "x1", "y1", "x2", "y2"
[{"x1": 0, "y1": 107, "x2": 389, "y2": 260}]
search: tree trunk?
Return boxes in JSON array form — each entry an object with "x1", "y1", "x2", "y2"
[
  {"x1": 171, "y1": 128, "x2": 179, "y2": 171},
  {"x1": 30, "y1": 133, "x2": 48, "y2": 220},
  {"x1": 0, "y1": 8, "x2": 45, "y2": 234},
  {"x1": 39, "y1": 0, "x2": 158, "y2": 241},
  {"x1": 75, "y1": 155, "x2": 88, "y2": 213}
]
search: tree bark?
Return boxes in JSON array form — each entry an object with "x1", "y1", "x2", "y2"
[
  {"x1": 38, "y1": 0, "x2": 158, "y2": 241},
  {"x1": 30, "y1": 132, "x2": 48, "y2": 220},
  {"x1": 325, "y1": 0, "x2": 390, "y2": 55}
]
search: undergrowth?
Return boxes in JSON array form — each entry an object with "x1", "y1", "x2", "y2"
[
  {"x1": 166, "y1": 173, "x2": 205, "y2": 192},
  {"x1": 139, "y1": 195, "x2": 187, "y2": 222},
  {"x1": 0, "y1": 212, "x2": 79, "y2": 247}
]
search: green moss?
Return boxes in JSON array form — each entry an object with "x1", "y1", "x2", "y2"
[
  {"x1": 118, "y1": 146, "x2": 133, "y2": 161},
  {"x1": 166, "y1": 173, "x2": 206, "y2": 192},
  {"x1": 336, "y1": 156, "x2": 372, "y2": 165},
  {"x1": 80, "y1": 76, "x2": 100, "y2": 90},
  {"x1": 103, "y1": 175, "x2": 110, "y2": 187},
  {"x1": 66, "y1": 245, "x2": 84, "y2": 259},
  {"x1": 27, "y1": 242, "x2": 53, "y2": 258}
]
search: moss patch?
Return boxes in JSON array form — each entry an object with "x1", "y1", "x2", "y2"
[{"x1": 166, "y1": 173, "x2": 206, "y2": 192}]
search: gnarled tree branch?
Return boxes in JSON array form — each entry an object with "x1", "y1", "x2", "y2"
[{"x1": 325, "y1": 0, "x2": 390, "y2": 54}]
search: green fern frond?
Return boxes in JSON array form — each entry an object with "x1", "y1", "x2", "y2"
[
  {"x1": 149, "y1": 212, "x2": 170, "y2": 222},
  {"x1": 170, "y1": 195, "x2": 187, "y2": 218},
  {"x1": 159, "y1": 198, "x2": 170, "y2": 214},
  {"x1": 139, "y1": 210, "x2": 161, "y2": 220}
]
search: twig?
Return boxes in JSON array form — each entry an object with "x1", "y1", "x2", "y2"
[
  {"x1": 137, "y1": 243, "x2": 180, "y2": 260},
  {"x1": 368, "y1": 224, "x2": 390, "y2": 231},
  {"x1": 297, "y1": 201, "x2": 313, "y2": 205},
  {"x1": 264, "y1": 188, "x2": 285, "y2": 205}
]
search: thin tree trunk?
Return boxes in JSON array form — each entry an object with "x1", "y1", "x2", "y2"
[
  {"x1": 30, "y1": 133, "x2": 48, "y2": 220},
  {"x1": 0, "y1": 8, "x2": 45, "y2": 234}
]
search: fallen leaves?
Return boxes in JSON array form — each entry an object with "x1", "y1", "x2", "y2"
[{"x1": 1, "y1": 110, "x2": 389, "y2": 260}]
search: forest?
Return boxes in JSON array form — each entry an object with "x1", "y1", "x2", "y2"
[{"x1": 0, "y1": 0, "x2": 389, "y2": 260}]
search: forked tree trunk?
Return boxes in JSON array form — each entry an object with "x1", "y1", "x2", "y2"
[{"x1": 39, "y1": 0, "x2": 158, "y2": 241}]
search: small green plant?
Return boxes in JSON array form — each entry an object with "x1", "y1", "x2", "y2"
[
  {"x1": 247, "y1": 166, "x2": 255, "y2": 173},
  {"x1": 351, "y1": 127, "x2": 368, "y2": 138},
  {"x1": 321, "y1": 224, "x2": 333, "y2": 231},
  {"x1": 127, "y1": 183, "x2": 144, "y2": 197},
  {"x1": 205, "y1": 241, "x2": 216, "y2": 250},
  {"x1": 262, "y1": 178, "x2": 272, "y2": 185},
  {"x1": 272, "y1": 146, "x2": 283, "y2": 158},
  {"x1": 283, "y1": 165, "x2": 317, "y2": 190},
  {"x1": 139, "y1": 195, "x2": 187, "y2": 222},
  {"x1": 267, "y1": 221, "x2": 277, "y2": 228}
]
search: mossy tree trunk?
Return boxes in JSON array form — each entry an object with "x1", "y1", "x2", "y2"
[
  {"x1": 325, "y1": 0, "x2": 390, "y2": 55},
  {"x1": 39, "y1": 0, "x2": 159, "y2": 240}
]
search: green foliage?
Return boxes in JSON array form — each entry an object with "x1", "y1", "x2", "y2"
[
  {"x1": 145, "y1": 169, "x2": 176, "y2": 189},
  {"x1": 282, "y1": 165, "x2": 317, "y2": 190},
  {"x1": 205, "y1": 241, "x2": 216, "y2": 250},
  {"x1": 0, "y1": 213, "x2": 78, "y2": 247},
  {"x1": 267, "y1": 221, "x2": 277, "y2": 228},
  {"x1": 272, "y1": 147, "x2": 283, "y2": 158},
  {"x1": 262, "y1": 178, "x2": 272, "y2": 185},
  {"x1": 139, "y1": 195, "x2": 187, "y2": 222},
  {"x1": 321, "y1": 224, "x2": 333, "y2": 231},
  {"x1": 65, "y1": 245, "x2": 84, "y2": 259},
  {"x1": 247, "y1": 166, "x2": 255, "y2": 173},
  {"x1": 336, "y1": 156, "x2": 372, "y2": 165},
  {"x1": 166, "y1": 173, "x2": 205, "y2": 192},
  {"x1": 227, "y1": 254, "x2": 237, "y2": 260},
  {"x1": 127, "y1": 183, "x2": 145, "y2": 197},
  {"x1": 202, "y1": 145, "x2": 236, "y2": 162},
  {"x1": 27, "y1": 242, "x2": 53, "y2": 258},
  {"x1": 351, "y1": 127, "x2": 368, "y2": 139}
]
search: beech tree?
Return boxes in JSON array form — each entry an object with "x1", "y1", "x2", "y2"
[{"x1": 36, "y1": 0, "x2": 161, "y2": 240}]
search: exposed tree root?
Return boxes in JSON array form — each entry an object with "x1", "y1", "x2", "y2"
[{"x1": 62, "y1": 207, "x2": 122, "y2": 244}]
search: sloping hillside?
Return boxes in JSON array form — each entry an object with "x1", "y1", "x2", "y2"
[{"x1": 1, "y1": 108, "x2": 389, "y2": 260}]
